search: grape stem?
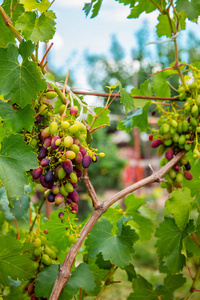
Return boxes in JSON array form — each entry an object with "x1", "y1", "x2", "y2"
[
  {"x1": 29, "y1": 196, "x2": 46, "y2": 233},
  {"x1": 49, "y1": 150, "x2": 186, "y2": 300},
  {"x1": 183, "y1": 262, "x2": 200, "y2": 300}
]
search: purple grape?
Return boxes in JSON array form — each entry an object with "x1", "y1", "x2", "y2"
[
  {"x1": 66, "y1": 198, "x2": 72, "y2": 204},
  {"x1": 44, "y1": 229, "x2": 49, "y2": 234},
  {"x1": 82, "y1": 155, "x2": 91, "y2": 168},
  {"x1": 38, "y1": 146, "x2": 48, "y2": 160},
  {"x1": 40, "y1": 158, "x2": 50, "y2": 167},
  {"x1": 73, "y1": 137, "x2": 80, "y2": 146},
  {"x1": 71, "y1": 203, "x2": 78, "y2": 213},
  {"x1": 62, "y1": 160, "x2": 73, "y2": 175},
  {"x1": 75, "y1": 152, "x2": 83, "y2": 163},
  {"x1": 165, "y1": 149, "x2": 174, "y2": 160},
  {"x1": 69, "y1": 190, "x2": 79, "y2": 203},
  {"x1": 40, "y1": 175, "x2": 53, "y2": 188},
  {"x1": 51, "y1": 136, "x2": 60, "y2": 150},
  {"x1": 74, "y1": 168, "x2": 83, "y2": 178},
  {"x1": 48, "y1": 192, "x2": 55, "y2": 203},
  {"x1": 45, "y1": 171, "x2": 54, "y2": 182},
  {"x1": 79, "y1": 146, "x2": 86, "y2": 156},
  {"x1": 54, "y1": 165, "x2": 62, "y2": 179},
  {"x1": 174, "y1": 165, "x2": 181, "y2": 172},
  {"x1": 44, "y1": 136, "x2": 52, "y2": 148},
  {"x1": 185, "y1": 162, "x2": 191, "y2": 170},
  {"x1": 72, "y1": 183, "x2": 77, "y2": 189},
  {"x1": 190, "y1": 136, "x2": 194, "y2": 141},
  {"x1": 35, "y1": 114, "x2": 43, "y2": 123},
  {"x1": 32, "y1": 166, "x2": 43, "y2": 179},
  {"x1": 184, "y1": 171, "x2": 193, "y2": 180},
  {"x1": 151, "y1": 138, "x2": 162, "y2": 148},
  {"x1": 58, "y1": 211, "x2": 65, "y2": 219}
]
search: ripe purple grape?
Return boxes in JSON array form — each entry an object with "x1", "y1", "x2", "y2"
[
  {"x1": 40, "y1": 158, "x2": 50, "y2": 167},
  {"x1": 185, "y1": 162, "x2": 191, "y2": 170},
  {"x1": 40, "y1": 175, "x2": 53, "y2": 189},
  {"x1": 38, "y1": 146, "x2": 48, "y2": 160},
  {"x1": 75, "y1": 152, "x2": 83, "y2": 163},
  {"x1": 82, "y1": 155, "x2": 91, "y2": 168},
  {"x1": 32, "y1": 166, "x2": 43, "y2": 179},
  {"x1": 73, "y1": 137, "x2": 81, "y2": 146},
  {"x1": 62, "y1": 159, "x2": 73, "y2": 175},
  {"x1": 184, "y1": 171, "x2": 193, "y2": 180},
  {"x1": 58, "y1": 211, "x2": 65, "y2": 219},
  {"x1": 69, "y1": 190, "x2": 79, "y2": 203},
  {"x1": 151, "y1": 138, "x2": 162, "y2": 148},
  {"x1": 35, "y1": 114, "x2": 43, "y2": 123},
  {"x1": 48, "y1": 192, "x2": 55, "y2": 203},
  {"x1": 74, "y1": 168, "x2": 83, "y2": 178},
  {"x1": 44, "y1": 136, "x2": 52, "y2": 148},
  {"x1": 174, "y1": 165, "x2": 181, "y2": 172},
  {"x1": 165, "y1": 148, "x2": 174, "y2": 160},
  {"x1": 71, "y1": 203, "x2": 78, "y2": 213},
  {"x1": 72, "y1": 182, "x2": 77, "y2": 189},
  {"x1": 66, "y1": 198, "x2": 72, "y2": 204},
  {"x1": 79, "y1": 146, "x2": 86, "y2": 156},
  {"x1": 44, "y1": 229, "x2": 49, "y2": 234},
  {"x1": 45, "y1": 171, "x2": 54, "y2": 182}
]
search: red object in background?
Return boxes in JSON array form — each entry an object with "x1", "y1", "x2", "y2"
[{"x1": 124, "y1": 164, "x2": 144, "y2": 186}]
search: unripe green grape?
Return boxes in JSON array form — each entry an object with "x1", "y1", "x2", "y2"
[
  {"x1": 42, "y1": 254, "x2": 52, "y2": 265},
  {"x1": 55, "y1": 138, "x2": 61, "y2": 146},
  {"x1": 181, "y1": 157, "x2": 188, "y2": 165},
  {"x1": 30, "y1": 138, "x2": 37, "y2": 147},
  {"x1": 65, "y1": 182, "x2": 74, "y2": 193},
  {"x1": 189, "y1": 82, "x2": 197, "y2": 89},
  {"x1": 178, "y1": 86, "x2": 185, "y2": 94},
  {"x1": 34, "y1": 247, "x2": 42, "y2": 256},
  {"x1": 68, "y1": 235, "x2": 77, "y2": 244},
  {"x1": 70, "y1": 144, "x2": 79, "y2": 153},
  {"x1": 157, "y1": 145, "x2": 165, "y2": 156},
  {"x1": 179, "y1": 91, "x2": 186, "y2": 100},
  {"x1": 164, "y1": 138, "x2": 173, "y2": 146},
  {"x1": 60, "y1": 185, "x2": 68, "y2": 197},
  {"x1": 162, "y1": 123, "x2": 170, "y2": 134},
  {"x1": 160, "y1": 157, "x2": 167, "y2": 166},
  {"x1": 177, "y1": 122, "x2": 183, "y2": 133},
  {"x1": 170, "y1": 127, "x2": 176, "y2": 135},
  {"x1": 160, "y1": 182, "x2": 168, "y2": 189},
  {"x1": 34, "y1": 238, "x2": 41, "y2": 248},
  {"x1": 64, "y1": 136, "x2": 73, "y2": 148},
  {"x1": 196, "y1": 127, "x2": 200, "y2": 133},
  {"x1": 184, "y1": 105, "x2": 191, "y2": 114},
  {"x1": 185, "y1": 134, "x2": 190, "y2": 139},
  {"x1": 40, "y1": 236, "x2": 47, "y2": 245},
  {"x1": 182, "y1": 120, "x2": 189, "y2": 132},
  {"x1": 191, "y1": 104, "x2": 199, "y2": 117},
  {"x1": 58, "y1": 167, "x2": 66, "y2": 180},
  {"x1": 59, "y1": 104, "x2": 66, "y2": 116},
  {"x1": 178, "y1": 134, "x2": 186, "y2": 145},
  {"x1": 61, "y1": 121, "x2": 70, "y2": 130},
  {"x1": 46, "y1": 91, "x2": 57, "y2": 99},
  {"x1": 49, "y1": 121, "x2": 58, "y2": 135},
  {"x1": 196, "y1": 95, "x2": 200, "y2": 106},
  {"x1": 194, "y1": 148, "x2": 200, "y2": 157},
  {"x1": 169, "y1": 169, "x2": 176, "y2": 179},
  {"x1": 171, "y1": 119, "x2": 178, "y2": 127},
  {"x1": 185, "y1": 143, "x2": 192, "y2": 151},
  {"x1": 39, "y1": 104, "x2": 48, "y2": 115},
  {"x1": 165, "y1": 174, "x2": 173, "y2": 185},
  {"x1": 79, "y1": 123, "x2": 87, "y2": 132},
  {"x1": 44, "y1": 246, "x2": 53, "y2": 257},
  {"x1": 190, "y1": 117, "x2": 198, "y2": 127},
  {"x1": 173, "y1": 132, "x2": 179, "y2": 143},
  {"x1": 69, "y1": 124, "x2": 80, "y2": 134},
  {"x1": 176, "y1": 173, "x2": 184, "y2": 183},
  {"x1": 70, "y1": 172, "x2": 78, "y2": 183}
]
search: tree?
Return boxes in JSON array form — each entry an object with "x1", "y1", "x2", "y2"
[{"x1": 0, "y1": 1, "x2": 200, "y2": 300}]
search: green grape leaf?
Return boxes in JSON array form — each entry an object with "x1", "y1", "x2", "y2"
[
  {"x1": 0, "y1": 101, "x2": 35, "y2": 133},
  {"x1": 41, "y1": 209, "x2": 76, "y2": 258},
  {"x1": 127, "y1": 275, "x2": 157, "y2": 300},
  {"x1": 87, "y1": 107, "x2": 110, "y2": 129},
  {"x1": 88, "y1": 258, "x2": 109, "y2": 285},
  {"x1": 18, "y1": 39, "x2": 35, "y2": 60},
  {"x1": 103, "y1": 206, "x2": 123, "y2": 234},
  {"x1": 54, "y1": 97, "x2": 63, "y2": 114},
  {"x1": 16, "y1": 10, "x2": 56, "y2": 43},
  {"x1": 2, "y1": 0, "x2": 24, "y2": 23},
  {"x1": 123, "y1": 263, "x2": 136, "y2": 282},
  {"x1": 165, "y1": 188, "x2": 195, "y2": 230},
  {"x1": 156, "y1": 14, "x2": 172, "y2": 38},
  {"x1": 19, "y1": 0, "x2": 50, "y2": 13},
  {"x1": 0, "y1": 186, "x2": 15, "y2": 221},
  {"x1": 152, "y1": 72, "x2": 171, "y2": 98},
  {"x1": 176, "y1": 0, "x2": 200, "y2": 22},
  {"x1": 164, "y1": 274, "x2": 186, "y2": 293},
  {"x1": 115, "y1": 0, "x2": 135, "y2": 7},
  {"x1": 0, "y1": 44, "x2": 46, "y2": 108},
  {"x1": 183, "y1": 234, "x2": 200, "y2": 256},
  {"x1": 118, "y1": 81, "x2": 134, "y2": 113},
  {"x1": 131, "y1": 79, "x2": 153, "y2": 107},
  {"x1": 0, "y1": 235, "x2": 35, "y2": 285},
  {"x1": 0, "y1": 134, "x2": 38, "y2": 200},
  {"x1": 125, "y1": 195, "x2": 155, "y2": 241},
  {"x1": 83, "y1": 0, "x2": 103, "y2": 18},
  {"x1": 35, "y1": 265, "x2": 59, "y2": 298},
  {"x1": 0, "y1": 16, "x2": 15, "y2": 46},
  {"x1": 155, "y1": 217, "x2": 192, "y2": 273},
  {"x1": 117, "y1": 102, "x2": 151, "y2": 133},
  {"x1": 85, "y1": 218, "x2": 139, "y2": 268},
  {"x1": 128, "y1": 0, "x2": 158, "y2": 19},
  {"x1": 0, "y1": 124, "x2": 6, "y2": 142}
]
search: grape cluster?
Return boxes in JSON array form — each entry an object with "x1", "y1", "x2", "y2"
[
  {"x1": 31, "y1": 94, "x2": 104, "y2": 213},
  {"x1": 149, "y1": 78, "x2": 200, "y2": 192}
]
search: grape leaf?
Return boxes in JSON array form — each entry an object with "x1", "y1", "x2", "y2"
[
  {"x1": 103, "y1": 206, "x2": 123, "y2": 233},
  {"x1": 128, "y1": 0, "x2": 158, "y2": 19},
  {"x1": 123, "y1": 263, "x2": 136, "y2": 282},
  {"x1": 0, "y1": 235, "x2": 35, "y2": 285},
  {"x1": 18, "y1": 39, "x2": 35, "y2": 60},
  {"x1": 41, "y1": 209, "x2": 76, "y2": 258},
  {"x1": 0, "y1": 134, "x2": 38, "y2": 200},
  {"x1": 0, "y1": 186, "x2": 14, "y2": 221},
  {"x1": 2, "y1": 0, "x2": 24, "y2": 23},
  {"x1": 0, "y1": 124, "x2": 6, "y2": 142},
  {"x1": 164, "y1": 274, "x2": 186, "y2": 293},
  {"x1": 83, "y1": 0, "x2": 103, "y2": 18},
  {"x1": 35, "y1": 265, "x2": 58, "y2": 298},
  {"x1": 19, "y1": 0, "x2": 50, "y2": 13},
  {"x1": 16, "y1": 10, "x2": 56, "y2": 43},
  {"x1": 118, "y1": 81, "x2": 135, "y2": 113},
  {"x1": 117, "y1": 102, "x2": 151, "y2": 133},
  {"x1": 0, "y1": 16, "x2": 15, "y2": 46},
  {"x1": 0, "y1": 101, "x2": 35, "y2": 133},
  {"x1": 156, "y1": 14, "x2": 172, "y2": 38},
  {"x1": 152, "y1": 72, "x2": 171, "y2": 98},
  {"x1": 165, "y1": 188, "x2": 195, "y2": 230},
  {"x1": 85, "y1": 218, "x2": 138, "y2": 268},
  {"x1": 127, "y1": 275, "x2": 157, "y2": 300},
  {"x1": 0, "y1": 44, "x2": 46, "y2": 108},
  {"x1": 87, "y1": 107, "x2": 110, "y2": 129},
  {"x1": 155, "y1": 217, "x2": 192, "y2": 273},
  {"x1": 176, "y1": 0, "x2": 200, "y2": 22}
]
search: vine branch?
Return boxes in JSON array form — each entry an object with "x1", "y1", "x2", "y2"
[{"x1": 49, "y1": 150, "x2": 186, "y2": 299}]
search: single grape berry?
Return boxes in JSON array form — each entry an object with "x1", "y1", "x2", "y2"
[
  {"x1": 151, "y1": 110, "x2": 156, "y2": 116},
  {"x1": 165, "y1": 149, "x2": 174, "y2": 160},
  {"x1": 32, "y1": 166, "x2": 43, "y2": 180},
  {"x1": 55, "y1": 193, "x2": 65, "y2": 205},
  {"x1": 38, "y1": 146, "x2": 48, "y2": 160},
  {"x1": 48, "y1": 192, "x2": 55, "y2": 203},
  {"x1": 34, "y1": 238, "x2": 42, "y2": 248},
  {"x1": 185, "y1": 162, "x2": 191, "y2": 170},
  {"x1": 62, "y1": 160, "x2": 73, "y2": 175},
  {"x1": 174, "y1": 165, "x2": 181, "y2": 172},
  {"x1": 35, "y1": 114, "x2": 43, "y2": 123},
  {"x1": 69, "y1": 190, "x2": 79, "y2": 203},
  {"x1": 184, "y1": 171, "x2": 193, "y2": 180},
  {"x1": 42, "y1": 254, "x2": 51, "y2": 265},
  {"x1": 45, "y1": 91, "x2": 57, "y2": 99},
  {"x1": 75, "y1": 152, "x2": 83, "y2": 163},
  {"x1": 70, "y1": 106, "x2": 79, "y2": 116},
  {"x1": 44, "y1": 229, "x2": 49, "y2": 234},
  {"x1": 44, "y1": 136, "x2": 52, "y2": 148},
  {"x1": 149, "y1": 134, "x2": 153, "y2": 141},
  {"x1": 58, "y1": 211, "x2": 65, "y2": 219},
  {"x1": 45, "y1": 171, "x2": 54, "y2": 182},
  {"x1": 28, "y1": 283, "x2": 35, "y2": 296},
  {"x1": 68, "y1": 235, "x2": 77, "y2": 244},
  {"x1": 71, "y1": 203, "x2": 78, "y2": 213},
  {"x1": 51, "y1": 136, "x2": 60, "y2": 149},
  {"x1": 151, "y1": 138, "x2": 162, "y2": 148},
  {"x1": 52, "y1": 185, "x2": 60, "y2": 194},
  {"x1": 79, "y1": 146, "x2": 87, "y2": 156},
  {"x1": 82, "y1": 155, "x2": 91, "y2": 168},
  {"x1": 40, "y1": 158, "x2": 50, "y2": 167}
]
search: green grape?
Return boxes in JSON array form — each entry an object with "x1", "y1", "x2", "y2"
[
  {"x1": 178, "y1": 86, "x2": 185, "y2": 94},
  {"x1": 34, "y1": 238, "x2": 41, "y2": 248},
  {"x1": 182, "y1": 120, "x2": 189, "y2": 132},
  {"x1": 157, "y1": 145, "x2": 165, "y2": 156},
  {"x1": 189, "y1": 82, "x2": 197, "y2": 89},
  {"x1": 179, "y1": 91, "x2": 186, "y2": 100},
  {"x1": 41, "y1": 236, "x2": 47, "y2": 245},
  {"x1": 46, "y1": 91, "x2": 57, "y2": 99},
  {"x1": 162, "y1": 123, "x2": 170, "y2": 134},
  {"x1": 181, "y1": 157, "x2": 188, "y2": 165},
  {"x1": 177, "y1": 122, "x2": 183, "y2": 133},
  {"x1": 38, "y1": 104, "x2": 48, "y2": 115},
  {"x1": 173, "y1": 132, "x2": 179, "y2": 143},
  {"x1": 61, "y1": 121, "x2": 70, "y2": 130},
  {"x1": 164, "y1": 138, "x2": 172, "y2": 146},
  {"x1": 160, "y1": 182, "x2": 168, "y2": 189},
  {"x1": 30, "y1": 138, "x2": 38, "y2": 147},
  {"x1": 196, "y1": 127, "x2": 200, "y2": 133},
  {"x1": 58, "y1": 167, "x2": 66, "y2": 180},
  {"x1": 170, "y1": 127, "x2": 176, "y2": 135},
  {"x1": 178, "y1": 134, "x2": 186, "y2": 145},
  {"x1": 190, "y1": 117, "x2": 198, "y2": 127},
  {"x1": 169, "y1": 169, "x2": 176, "y2": 179},
  {"x1": 70, "y1": 144, "x2": 79, "y2": 153},
  {"x1": 34, "y1": 246, "x2": 42, "y2": 256},
  {"x1": 68, "y1": 235, "x2": 77, "y2": 244},
  {"x1": 171, "y1": 119, "x2": 178, "y2": 127},
  {"x1": 65, "y1": 182, "x2": 74, "y2": 193},
  {"x1": 59, "y1": 104, "x2": 66, "y2": 116},
  {"x1": 70, "y1": 172, "x2": 78, "y2": 183},
  {"x1": 69, "y1": 124, "x2": 80, "y2": 134},
  {"x1": 42, "y1": 254, "x2": 52, "y2": 265},
  {"x1": 176, "y1": 173, "x2": 184, "y2": 183},
  {"x1": 160, "y1": 157, "x2": 167, "y2": 166},
  {"x1": 64, "y1": 136, "x2": 73, "y2": 148},
  {"x1": 60, "y1": 185, "x2": 68, "y2": 197},
  {"x1": 49, "y1": 121, "x2": 58, "y2": 135},
  {"x1": 196, "y1": 95, "x2": 200, "y2": 106},
  {"x1": 44, "y1": 246, "x2": 53, "y2": 257},
  {"x1": 184, "y1": 104, "x2": 191, "y2": 114},
  {"x1": 191, "y1": 104, "x2": 198, "y2": 117}
]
